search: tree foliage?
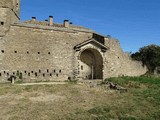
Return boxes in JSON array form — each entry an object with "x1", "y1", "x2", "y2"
[{"x1": 131, "y1": 44, "x2": 160, "y2": 72}]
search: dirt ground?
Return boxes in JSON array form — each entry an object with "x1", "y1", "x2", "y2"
[{"x1": 0, "y1": 81, "x2": 159, "y2": 120}]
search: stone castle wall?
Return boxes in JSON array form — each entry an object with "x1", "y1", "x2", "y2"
[
  {"x1": 0, "y1": 0, "x2": 147, "y2": 82},
  {"x1": 0, "y1": 24, "x2": 93, "y2": 81},
  {"x1": 103, "y1": 38, "x2": 147, "y2": 78},
  {"x1": 0, "y1": 8, "x2": 19, "y2": 36},
  {"x1": 0, "y1": 0, "x2": 20, "y2": 17},
  {"x1": 0, "y1": 23, "x2": 147, "y2": 82},
  {"x1": 0, "y1": 0, "x2": 20, "y2": 37}
]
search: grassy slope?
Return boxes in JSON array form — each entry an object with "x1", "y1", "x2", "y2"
[{"x1": 0, "y1": 76, "x2": 160, "y2": 120}]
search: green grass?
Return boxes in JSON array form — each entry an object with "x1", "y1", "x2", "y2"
[
  {"x1": 65, "y1": 79, "x2": 78, "y2": 84},
  {"x1": 103, "y1": 76, "x2": 160, "y2": 119},
  {"x1": 106, "y1": 76, "x2": 160, "y2": 85},
  {"x1": 0, "y1": 76, "x2": 160, "y2": 119}
]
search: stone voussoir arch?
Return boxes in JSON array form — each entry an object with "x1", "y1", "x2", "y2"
[{"x1": 77, "y1": 45, "x2": 104, "y2": 80}]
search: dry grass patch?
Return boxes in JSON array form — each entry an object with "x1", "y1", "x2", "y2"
[{"x1": 0, "y1": 77, "x2": 160, "y2": 119}]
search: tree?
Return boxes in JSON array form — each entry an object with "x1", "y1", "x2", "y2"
[{"x1": 131, "y1": 44, "x2": 160, "y2": 73}]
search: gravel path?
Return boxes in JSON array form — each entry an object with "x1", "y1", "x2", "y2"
[{"x1": 17, "y1": 82, "x2": 67, "y2": 86}]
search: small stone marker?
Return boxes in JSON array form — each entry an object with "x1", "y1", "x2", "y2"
[{"x1": 11, "y1": 77, "x2": 15, "y2": 84}]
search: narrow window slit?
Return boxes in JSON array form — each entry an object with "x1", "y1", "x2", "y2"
[
  {"x1": 81, "y1": 66, "x2": 83, "y2": 70},
  {"x1": 35, "y1": 72, "x2": 37, "y2": 77},
  {"x1": 1, "y1": 22, "x2": 4, "y2": 25},
  {"x1": 56, "y1": 74, "x2": 58, "y2": 77},
  {"x1": 43, "y1": 73, "x2": 45, "y2": 77}
]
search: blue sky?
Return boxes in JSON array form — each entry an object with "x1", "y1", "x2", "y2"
[{"x1": 20, "y1": 0, "x2": 160, "y2": 53}]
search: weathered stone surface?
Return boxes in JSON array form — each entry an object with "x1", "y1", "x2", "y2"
[
  {"x1": 0, "y1": 0, "x2": 13, "y2": 8},
  {"x1": 0, "y1": 0, "x2": 20, "y2": 37},
  {"x1": 0, "y1": 0, "x2": 147, "y2": 82}
]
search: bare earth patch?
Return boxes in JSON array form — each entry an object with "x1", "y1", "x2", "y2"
[{"x1": 29, "y1": 94, "x2": 65, "y2": 102}]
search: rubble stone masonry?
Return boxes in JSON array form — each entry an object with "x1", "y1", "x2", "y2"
[{"x1": 0, "y1": 0, "x2": 147, "y2": 82}]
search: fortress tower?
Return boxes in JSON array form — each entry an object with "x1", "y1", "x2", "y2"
[{"x1": 0, "y1": 0, "x2": 20, "y2": 36}]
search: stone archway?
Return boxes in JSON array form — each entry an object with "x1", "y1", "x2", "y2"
[{"x1": 79, "y1": 48, "x2": 103, "y2": 80}]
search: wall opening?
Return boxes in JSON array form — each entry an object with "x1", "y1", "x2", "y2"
[
  {"x1": 43, "y1": 73, "x2": 45, "y2": 77},
  {"x1": 35, "y1": 72, "x2": 37, "y2": 77},
  {"x1": 16, "y1": 71, "x2": 19, "y2": 76},
  {"x1": 1, "y1": 50, "x2": 4, "y2": 53},
  {"x1": 81, "y1": 66, "x2": 83, "y2": 70},
  {"x1": 1, "y1": 22, "x2": 4, "y2": 25},
  {"x1": 56, "y1": 74, "x2": 58, "y2": 77},
  {"x1": 79, "y1": 48, "x2": 103, "y2": 80},
  {"x1": 19, "y1": 72, "x2": 23, "y2": 79}
]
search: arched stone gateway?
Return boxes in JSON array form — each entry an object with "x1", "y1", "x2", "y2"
[
  {"x1": 74, "y1": 39, "x2": 108, "y2": 80},
  {"x1": 80, "y1": 48, "x2": 103, "y2": 79}
]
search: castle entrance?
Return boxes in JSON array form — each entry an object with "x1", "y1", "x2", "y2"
[{"x1": 80, "y1": 48, "x2": 103, "y2": 80}]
